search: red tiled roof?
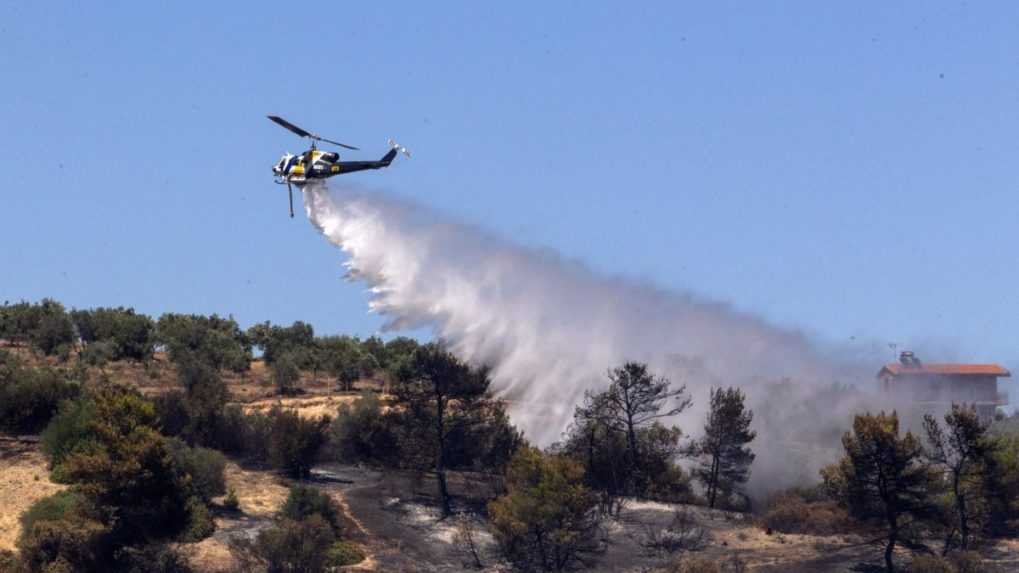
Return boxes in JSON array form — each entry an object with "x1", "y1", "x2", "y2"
[{"x1": 878, "y1": 363, "x2": 1011, "y2": 378}]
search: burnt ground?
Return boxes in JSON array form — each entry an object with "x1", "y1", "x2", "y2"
[{"x1": 307, "y1": 463, "x2": 1019, "y2": 573}]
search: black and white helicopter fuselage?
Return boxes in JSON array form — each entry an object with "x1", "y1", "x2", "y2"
[{"x1": 267, "y1": 115, "x2": 409, "y2": 217}]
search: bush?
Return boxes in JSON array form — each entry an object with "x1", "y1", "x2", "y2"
[
  {"x1": 489, "y1": 447, "x2": 602, "y2": 571},
  {"x1": 907, "y1": 554, "x2": 955, "y2": 573},
  {"x1": 281, "y1": 485, "x2": 342, "y2": 534},
  {"x1": 666, "y1": 556, "x2": 721, "y2": 573},
  {"x1": 180, "y1": 497, "x2": 215, "y2": 542},
  {"x1": 760, "y1": 491, "x2": 851, "y2": 535},
  {"x1": 19, "y1": 491, "x2": 87, "y2": 537},
  {"x1": 252, "y1": 516, "x2": 335, "y2": 573},
  {"x1": 167, "y1": 438, "x2": 226, "y2": 503},
  {"x1": 267, "y1": 408, "x2": 329, "y2": 478},
  {"x1": 40, "y1": 397, "x2": 96, "y2": 473},
  {"x1": 0, "y1": 366, "x2": 79, "y2": 435},
  {"x1": 950, "y1": 551, "x2": 988, "y2": 573},
  {"x1": 328, "y1": 392, "x2": 399, "y2": 465},
  {"x1": 80, "y1": 340, "x2": 117, "y2": 367},
  {"x1": 114, "y1": 544, "x2": 194, "y2": 573},
  {"x1": 326, "y1": 540, "x2": 365, "y2": 567},
  {"x1": 223, "y1": 488, "x2": 240, "y2": 512},
  {"x1": 154, "y1": 391, "x2": 190, "y2": 438},
  {"x1": 18, "y1": 512, "x2": 108, "y2": 573}
]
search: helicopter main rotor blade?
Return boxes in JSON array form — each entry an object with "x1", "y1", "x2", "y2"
[
  {"x1": 288, "y1": 182, "x2": 294, "y2": 218},
  {"x1": 267, "y1": 115, "x2": 360, "y2": 150},
  {"x1": 268, "y1": 115, "x2": 313, "y2": 138},
  {"x1": 317, "y1": 137, "x2": 359, "y2": 151}
]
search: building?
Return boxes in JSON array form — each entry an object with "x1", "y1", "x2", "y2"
[{"x1": 877, "y1": 352, "x2": 1010, "y2": 421}]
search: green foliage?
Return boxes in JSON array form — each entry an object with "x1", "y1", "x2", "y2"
[
  {"x1": 19, "y1": 492, "x2": 88, "y2": 539},
  {"x1": 25, "y1": 300, "x2": 76, "y2": 356},
  {"x1": 566, "y1": 362, "x2": 691, "y2": 506},
  {"x1": 251, "y1": 516, "x2": 336, "y2": 573},
  {"x1": 55, "y1": 384, "x2": 191, "y2": 544},
  {"x1": 80, "y1": 340, "x2": 117, "y2": 367},
  {"x1": 155, "y1": 313, "x2": 251, "y2": 372},
  {"x1": 923, "y1": 405, "x2": 998, "y2": 551},
  {"x1": 0, "y1": 364, "x2": 79, "y2": 435},
  {"x1": 392, "y1": 343, "x2": 514, "y2": 515},
  {"x1": 247, "y1": 320, "x2": 314, "y2": 365},
  {"x1": 325, "y1": 541, "x2": 365, "y2": 567},
  {"x1": 272, "y1": 352, "x2": 301, "y2": 395},
  {"x1": 112, "y1": 544, "x2": 194, "y2": 573},
  {"x1": 266, "y1": 407, "x2": 329, "y2": 478},
  {"x1": 318, "y1": 335, "x2": 377, "y2": 391},
  {"x1": 688, "y1": 386, "x2": 756, "y2": 509},
  {"x1": 41, "y1": 396, "x2": 97, "y2": 473},
  {"x1": 179, "y1": 497, "x2": 215, "y2": 542},
  {"x1": 17, "y1": 510, "x2": 109, "y2": 573},
  {"x1": 71, "y1": 307, "x2": 155, "y2": 362},
  {"x1": 281, "y1": 485, "x2": 342, "y2": 534},
  {"x1": 175, "y1": 357, "x2": 230, "y2": 446},
  {"x1": 166, "y1": 438, "x2": 226, "y2": 503},
  {"x1": 982, "y1": 434, "x2": 1019, "y2": 537},
  {"x1": 823, "y1": 411, "x2": 938, "y2": 573},
  {"x1": 488, "y1": 447, "x2": 602, "y2": 571},
  {"x1": 329, "y1": 391, "x2": 400, "y2": 465},
  {"x1": 223, "y1": 488, "x2": 240, "y2": 512},
  {"x1": 153, "y1": 391, "x2": 190, "y2": 438}
]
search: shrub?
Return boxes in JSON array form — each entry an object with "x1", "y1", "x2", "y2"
[
  {"x1": 328, "y1": 391, "x2": 399, "y2": 464},
  {"x1": 267, "y1": 408, "x2": 329, "y2": 478},
  {"x1": 760, "y1": 492, "x2": 851, "y2": 535},
  {"x1": 19, "y1": 491, "x2": 87, "y2": 537},
  {"x1": 167, "y1": 438, "x2": 226, "y2": 503},
  {"x1": 80, "y1": 340, "x2": 117, "y2": 367},
  {"x1": 668, "y1": 556, "x2": 721, "y2": 573},
  {"x1": 40, "y1": 396, "x2": 96, "y2": 473},
  {"x1": 907, "y1": 554, "x2": 955, "y2": 573},
  {"x1": 326, "y1": 540, "x2": 365, "y2": 567},
  {"x1": 155, "y1": 313, "x2": 251, "y2": 372},
  {"x1": 18, "y1": 512, "x2": 108, "y2": 573},
  {"x1": 179, "y1": 497, "x2": 215, "y2": 542},
  {"x1": 153, "y1": 391, "x2": 190, "y2": 438},
  {"x1": 0, "y1": 366, "x2": 79, "y2": 435},
  {"x1": 281, "y1": 485, "x2": 342, "y2": 534},
  {"x1": 223, "y1": 488, "x2": 240, "y2": 512},
  {"x1": 252, "y1": 516, "x2": 335, "y2": 573},
  {"x1": 489, "y1": 447, "x2": 602, "y2": 571},
  {"x1": 114, "y1": 544, "x2": 194, "y2": 573},
  {"x1": 950, "y1": 551, "x2": 988, "y2": 573}
]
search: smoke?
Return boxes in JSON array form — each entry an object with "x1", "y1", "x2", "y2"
[{"x1": 302, "y1": 183, "x2": 882, "y2": 495}]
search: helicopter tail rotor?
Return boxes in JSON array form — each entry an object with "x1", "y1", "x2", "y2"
[{"x1": 388, "y1": 139, "x2": 411, "y2": 158}]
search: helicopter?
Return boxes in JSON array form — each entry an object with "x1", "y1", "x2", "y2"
[{"x1": 268, "y1": 115, "x2": 409, "y2": 217}]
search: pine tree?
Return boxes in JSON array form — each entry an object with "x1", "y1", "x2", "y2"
[{"x1": 688, "y1": 386, "x2": 755, "y2": 509}]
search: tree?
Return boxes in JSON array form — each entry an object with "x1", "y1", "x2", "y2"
[
  {"x1": 318, "y1": 336, "x2": 377, "y2": 391},
  {"x1": 923, "y1": 405, "x2": 997, "y2": 552},
  {"x1": 392, "y1": 343, "x2": 500, "y2": 516},
  {"x1": 175, "y1": 356, "x2": 229, "y2": 446},
  {"x1": 687, "y1": 386, "x2": 755, "y2": 509},
  {"x1": 71, "y1": 307, "x2": 155, "y2": 362},
  {"x1": 488, "y1": 447, "x2": 602, "y2": 571},
  {"x1": 272, "y1": 352, "x2": 301, "y2": 395},
  {"x1": 267, "y1": 407, "x2": 329, "y2": 478},
  {"x1": 156, "y1": 313, "x2": 251, "y2": 372},
  {"x1": 822, "y1": 412, "x2": 938, "y2": 573},
  {"x1": 575, "y1": 362, "x2": 691, "y2": 498}
]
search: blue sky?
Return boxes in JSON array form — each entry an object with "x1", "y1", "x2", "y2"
[{"x1": 1, "y1": 2, "x2": 1016, "y2": 369}]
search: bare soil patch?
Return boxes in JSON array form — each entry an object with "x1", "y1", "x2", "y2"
[{"x1": 0, "y1": 439, "x2": 66, "y2": 553}]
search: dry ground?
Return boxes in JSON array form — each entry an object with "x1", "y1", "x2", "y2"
[{"x1": 0, "y1": 439, "x2": 66, "y2": 553}]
